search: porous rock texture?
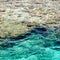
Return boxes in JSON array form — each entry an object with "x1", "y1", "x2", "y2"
[{"x1": 0, "y1": 0, "x2": 60, "y2": 39}]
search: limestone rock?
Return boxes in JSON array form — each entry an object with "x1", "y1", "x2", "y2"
[{"x1": 0, "y1": 0, "x2": 60, "y2": 38}]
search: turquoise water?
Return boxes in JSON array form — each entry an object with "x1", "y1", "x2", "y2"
[{"x1": 0, "y1": 26, "x2": 60, "y2": 60}]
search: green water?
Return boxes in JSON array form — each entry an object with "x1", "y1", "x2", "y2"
[{"x1": 0, "y1": 27, "x2": 60, "y2": 60}]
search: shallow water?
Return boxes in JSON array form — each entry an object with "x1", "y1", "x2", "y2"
[{"x1": 0, "y1": 27, "x2": 60, "y2": 60}]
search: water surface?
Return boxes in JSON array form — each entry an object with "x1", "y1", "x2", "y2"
[{"x1": 0, "y1": 26, "x2": 60, "y2": 60}]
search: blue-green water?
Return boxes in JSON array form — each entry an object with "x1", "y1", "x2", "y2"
[{"x1": 0, "y1": 26, "x2": 60, "y2": 60}]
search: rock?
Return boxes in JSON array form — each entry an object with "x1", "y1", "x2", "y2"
[
  {"x1": 0, "y1": 16, "x2": 35, "y2": 39},
  {"x1": 0, "y1": 0, "x2": 60, "y2": 45}
]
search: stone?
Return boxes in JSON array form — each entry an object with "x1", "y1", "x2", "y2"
[{"x1": 0, "y1": 0, "x2": 60, "y2": 45}]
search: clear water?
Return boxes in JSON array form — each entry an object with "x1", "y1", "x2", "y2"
[{"x1": 0, "y1": 27, "x2": 60, "y2": 60}]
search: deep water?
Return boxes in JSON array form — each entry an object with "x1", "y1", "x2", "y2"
[{"x1": 0, "y1": 26, "x2": 60, "y2": 60}]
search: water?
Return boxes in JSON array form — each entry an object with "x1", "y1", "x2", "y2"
[{"x1": 0, "y1": 26, "x2": 60, "y2": 60}]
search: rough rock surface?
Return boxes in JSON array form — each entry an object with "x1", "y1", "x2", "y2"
[{"x1": 0, "y1": 0, "x2": 60, "y2": 38}]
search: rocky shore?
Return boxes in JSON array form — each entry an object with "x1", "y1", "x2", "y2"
[{"x1": 0, "y1": 0, "x2": 60, "y2": 39}]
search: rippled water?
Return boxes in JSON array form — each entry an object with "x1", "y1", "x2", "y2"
[{"x1": 0, "y1": 26, "x2": 60, "y2": 60}]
